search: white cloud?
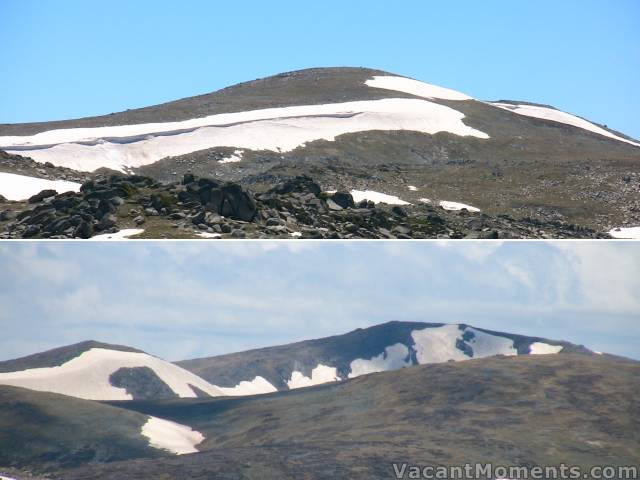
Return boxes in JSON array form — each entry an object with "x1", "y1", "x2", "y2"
[{"x1": 551, "y1": 242, "x2": 640, "y2": 314}]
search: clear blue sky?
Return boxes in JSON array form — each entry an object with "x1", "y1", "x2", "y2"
[
  {"x1": 0, "y1": 241, "x2": 638, "y2": 362},
  {"x1": 1, "y1": 0, "x2": 639, "y2": 138}
]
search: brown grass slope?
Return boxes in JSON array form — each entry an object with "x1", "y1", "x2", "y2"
[
  {"x1": 0, "y1": 385, "x2": 162, "y2": 470},
  {"x1": 64, "y1": 354, "x2": 640, "y2": 480}
]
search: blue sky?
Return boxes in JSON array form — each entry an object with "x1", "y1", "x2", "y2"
[
  {"x1": 1, "y1": 0, "x2": 639, "y2": 138},
  {"x1": 0, "y1": 241, "x2": 638, "y2": 362}
]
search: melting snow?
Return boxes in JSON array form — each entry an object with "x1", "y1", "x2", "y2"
[
  {"x1": 0, "y1": 172, "x2": 81, "y2": 201},
  {"x1": 490, "y1": 102, "x2": 640, "y2": 147},
  {"x1": 0, "y1": 98, "x2": 489, "y2": 172},
  {"x1": 608, "y1": 226, "x2": 640, "y2": 239},
  {"x1": 287, "y1": 364, "x2": 341, "y2": 389},
  {"x1": 89, "y1": 228, "x2": 144, "y2": 240},
  {"x1": 350, "y1": 189, "x2": 410, "y2": 205},
  {"x1": 218, "y1": 376, "x2": 277, "y2": 396},
  {"x1": 411, "y1": 325, "x2": 517, "y2": 364},
  {"x1": 197, "y1": 232, "x2": 222, "y2": 239},
  {"x1": 407, "y1": 185, "x2": 418, "y2": 191},
  {"x1": 439, "y1": 200, "x2": 480, "y2": 212},
  {"x1": 348, "y1": 343, "x2": 411, "y2": 378},
  {"x1": 218, "y1": 149, "x2": 243, "y2": 164},
  {"x1": 141, "y1": 416, "x2": 204, "y2": 455},
  {"x1": 529, "y1": 342, "x2": 564, "y2": 355},
  {"x1": 0, "y1": 347, "x2": 227, "y2": 400},
  {"x1": 419, "y1": 198, "x2": 432, "y2": 204},
  {"x1": 365, "y1": 76, "x2": 473, "y2": 101}
]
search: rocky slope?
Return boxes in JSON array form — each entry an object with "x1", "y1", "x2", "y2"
[
  {"x1": 0, "y1": 170, "x2": 612, "y2": 239},
  {"x1": 0, "y1": 67, "x2": 638, "y2": 237}
]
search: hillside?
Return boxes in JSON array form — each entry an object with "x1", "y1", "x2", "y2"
[
  {"x1": 0, "y1": 67, "x2": 638, "y2": 238},
  {"x1": 0, "y1": 385, "x2": 161, "y2": 469},
  {"x1": 0, "y1": 342, "x2": 275, "y2": 401},
  {"x1": 63, "y1": 354, "x2": 640, "y2": 479},
  {"x1": 177, "y1": 321, "x2": 591, "y2": 391}
]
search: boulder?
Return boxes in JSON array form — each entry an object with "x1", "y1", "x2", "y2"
[
  {"x1": 330, "y1": 192, "x2": 355, "y2": 209},
  {"x1": 28, "y1": 189, "x2": 57, "y2": 204}
]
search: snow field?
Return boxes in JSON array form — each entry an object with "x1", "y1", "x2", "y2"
[
  {"x1": 0, "y1": 348, "x2": 227, "y2": 400},
  {"x1": 219, "y1": 376, "x2": 278, "y2": 395},
  {"x1": 411, "y1": 325, "x2": 517, "y2": 364},
  {"x1": 287, "y1": 364, "x2": 341, "y2": 389},
  {"x1": 608, "y1": 226, "x2": 640, "y2": 239},
  {"x1": 0, "y1": 172, "x2": 80, "y2": 201},
  {"x1": 529, "y1": 342, "x2": 564, "y2": 355},
  {"x1": 348, "y1": 343, "x2": 411, "y2": 378},
  {"x1": 141, "y1": 416, "x2": 205, "y2": 455},
  {"x1": 1, "y1": 98, "x2": 489, "y2": 172},
  {"x1": 365, "y1": 76, "x2": 473, "y2": 101}
]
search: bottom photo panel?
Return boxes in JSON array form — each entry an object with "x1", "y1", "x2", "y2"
[{"x1": 0, "y1": 241, "x2": 638, "y2": 480}]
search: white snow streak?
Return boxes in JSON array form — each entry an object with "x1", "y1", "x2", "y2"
[
  {"x1": 197, "y1": 232, "x2": 222, "y2": 239},
  {"x1": 141, "y1": 416, "x2": 204, "y2": 455},
  {"x1": 529, "y1": 342, "x2": 564, "y2": 355},
  {"x1": 89, "y1": 228, "x2": 144, "y2": 240},
  {"x1": 348, "y1": 343, "x2": 411, "y2": 378},
  {"x1": 490, "y1": 102, "x2": 640, "y2": 147},
  {"x1": 407, "y1": 185, "x2": 418, "y2": 191},
  {"x1": 287, "y1": 364, "x2": 341, "y2": 389},
  {"x1": 350, "y1": 189, "x2": 410, "y2": 205},
  {"x1": 439, "y1": 200, "x2": 480, "y2": 212},
  {"x1": 0, "y1": 172, "x2": 81, "y2": 201},
  {"x1": 366, "y1": 76, "x2": 473, "y2": 101},
  {"x1": 0, "y1": 98, "x2": 489, "y2": 172},
  {"x1": 0, "y1": 348, "x2": 227, "y2": 400}
]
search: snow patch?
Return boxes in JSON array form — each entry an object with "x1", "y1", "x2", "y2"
[
  {"x1": 89, "y1": 228, "x2": 144, "y2": 240},
  {"x1": 407, "y1": 185, "x2": 418, "y2": 191},
  {"x1": 608, "y1": 226, "x2": 640, "y2": 239},
  {"x1": 529, "y1": 342, "x2": 564, "y2": 355},
  {"x1": 289, "y1": 231, "x2": 302, "y2": 237},
  {"x1": 439, "y1": 200, "x2": 480, "y2": 212},
  {"x1": 197, "y1": 232, "x2": 222, "y2": 239},
  {"x1": 0, "y1": 347, "x2": 227, "y2": 400},
  {"x1": 287, "y1": 364, "x2": 340, "y2": 389},
  {"x1": 490, "y1": 102, "x2": 640, "y2": 147},
  {"x1": 350, "y1": 189, "x2": 410, "y2": 205},
  {"x1": 141, "y1": 416, "x2": 204, "y2": 455},
  {"x1": 348, "y1": 343, "x2": 412, "y2": 378},
  {"x1": 419, "y1": 198, "x2": 432, "y2": 204},
  {"x1": 218, "y1": 376, "x2": 277, "y2": 396},
  {"x1": 411, "y1": 325, "x2": 517, "y2": 364},
  {"x1": 218, "y1": 149, "x2": 243, "y2": 164},
  {"x1": 0, "y1": 172, "x2": 81, "y2": 201},
  {"x1": 0, "y1": 98, "x2": 489, "y2": 172},
  {"x1": 366, "y1": 76, "x2": 473, "y2": 101}
]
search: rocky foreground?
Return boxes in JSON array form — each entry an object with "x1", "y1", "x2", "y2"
[{"x1": 0, "y1": 172, "x2": 610, "y2": 239}]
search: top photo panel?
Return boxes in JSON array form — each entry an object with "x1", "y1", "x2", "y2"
[{"x1": 1, "y1": 2, "x2": 639, "y2": 240}]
